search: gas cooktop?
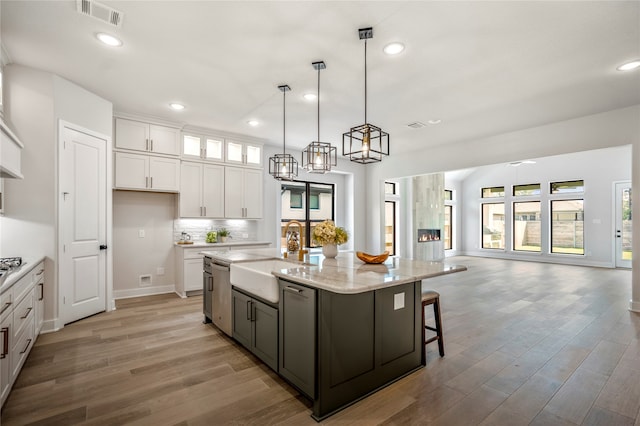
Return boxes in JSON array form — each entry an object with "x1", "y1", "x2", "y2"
[{"x1": 0, "y1": 257, "x2": 22, "y2": 270}]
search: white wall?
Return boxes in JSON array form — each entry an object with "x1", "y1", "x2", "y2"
[
  {"x1": 0, "y1": 64, "x2": 112, "y2": 331},
  {"x1": 459, "y1": 146, "x2": 630, "y2": 267},
  {"x1": 113, "y1": 191, "x2": 177, "y2": 296}
]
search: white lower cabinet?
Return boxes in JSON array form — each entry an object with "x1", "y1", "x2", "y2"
[
  {"x1": 179, "y1": 161, "x2": 224, "y2": 218},
  {"x1": 176, "y1": 248, "x2": 204, "y2": 298},
  {"x1": 1, "y1": 260, "x2": 44, "y2": 407},
  {"x1": 0, "y1": 310, "x2": 12, "y2": 405},
  {"x1": 224, "y1": 167, "x2": 263, "y2": 219},
  {"x1": 114, "y1": 152, "x2": 180, "y2": 192}
]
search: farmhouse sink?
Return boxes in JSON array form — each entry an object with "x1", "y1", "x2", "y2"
[{"x1": 230, "y1": 259, "x2": 302, "y2": 304}]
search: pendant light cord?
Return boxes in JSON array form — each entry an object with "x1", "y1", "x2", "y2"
[
  {"x1": 317, "y1": 66, "x2": 321, "y2": 142},
  {"x1": 283, "y1": 89, "x2": 286, "y2": 155},
  {"x1": 364, "y1": 38, "x2": 368, "y2": 125}
]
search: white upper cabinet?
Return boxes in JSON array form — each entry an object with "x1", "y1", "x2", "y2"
[
  {"x1": 114, "y1": 152, "x2": 180, "y2": 192},
  {"x1": 225, "y1": 140, "x2": 262, "y2": 167},
  {"x1": 224, "y1": 167, "x2": 262, "y2": 219},
  {"x1": 179, "y1": 161, "x2": 224, "y2": 218},
  {"x1": 181, "y1": 133, "x2": 224, "y2": 162},
  {"x1": 115, "y1": 118, "x2": 180, "y2": 156}
]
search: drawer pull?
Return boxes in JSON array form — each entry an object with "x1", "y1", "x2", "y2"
[
  {"x1": 21, "y1": 307, "x2": 33, "y2": 319},
  {"x1": 1, "y1": 301, "x2": 11, "y2": 315},
  {"x1": 284, "y1": 286, "x2": 302, "y2": 294},
  {"x1": 39, "y1": 283, "x2": 44, "y2": 301},
  {"x1": 1, "y1": 327, "x2": 8, "y2": 358},
  {"x1": 36, "y1": 269, "x2": 44, "y2": 276},
  {"x1": 20, "y1": 338, "x2": 32, "y2": 354}
]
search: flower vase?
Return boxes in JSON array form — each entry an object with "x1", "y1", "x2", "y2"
[{"x1": 322, "y1": 243, "x2": 338, "y2": 259}]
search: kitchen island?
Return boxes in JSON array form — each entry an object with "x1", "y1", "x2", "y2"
[{"x1": 201, "y1": 250, "x2": 466, "y2": 421}]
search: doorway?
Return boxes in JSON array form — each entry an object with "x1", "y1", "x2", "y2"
[
  {"x1": 615, "y1": 181, "x2": 632, "y2": 268},
  {"x1": 58, "y1": 122, "x2": 109, "y2": 324}
]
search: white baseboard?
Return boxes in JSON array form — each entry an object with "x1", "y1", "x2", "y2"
[
  {"x1": 114, "y1": 285, "x2": 176, "y2": 300},
  {"x1": 39, "y1": 319, "x2": 61, "y2": 334},
  {"x1": 630, "y1": 300, "x2": 640, "y2": 313},
  {"x1": 458, "y1": 250, "x2": 614, "y2": 269}
]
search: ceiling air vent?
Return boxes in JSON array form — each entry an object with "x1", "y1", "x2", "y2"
[
  {"x1": 407, "y1": 122, "x2": 426, "y2": 129},
  {"x1": 76, "y1": 0, "x2": 124, "y2": 27}
]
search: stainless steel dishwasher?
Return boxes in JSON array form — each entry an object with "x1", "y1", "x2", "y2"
[{"x1": 203, "y1": 257, "x2": 233, "y2": 336}]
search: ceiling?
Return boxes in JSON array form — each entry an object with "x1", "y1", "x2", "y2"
[{"x1": 2, "y1": 1, "x2": 639, "y2": 155}]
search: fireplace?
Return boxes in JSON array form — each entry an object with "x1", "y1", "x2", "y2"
[{"x1": 418, "y1": 229, "x2": 441, "y2": 242}]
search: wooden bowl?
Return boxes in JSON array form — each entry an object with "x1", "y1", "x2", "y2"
[{"x1": 356, "y1": 251, "x2": 390, "y2": 264}]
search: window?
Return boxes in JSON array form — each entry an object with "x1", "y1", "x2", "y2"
[
  {"x1": 513, "y1": 183, "x2": 541, "y2": 197},
  {"x1": 513, "y1": 201, "x2": 541, "y2": 251},
  {"x1": 551, "y1": 180, "x2": 584, "y2": 194},
  {"x1": 444, "y1": 190, "x2": 453, "y2": 201},
  {"x1": 444, "y1": 205, "x2": 452, "y2": 250},
  {"x1": 281, "y1": 181, "x2": 334, "y2": 249},
  {"x1": 385, "y1": 182, "x2": 396, "y2": 195},
  {"x1": 482, "y1": 203, "x2": 505, "y2": 249},
  {"x1": 385, "y1": 201, "x2": 396, "y2": 255},
  {"x1": 551, "y1": 199, "x2": 584, "y2": 255},
  {"x1": 482, "y1": 186, "x2": 505, "y2": 198}
]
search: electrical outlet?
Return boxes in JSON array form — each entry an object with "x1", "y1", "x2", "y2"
[
  {"x1": 157, "y1": 267, "x2": 165, "y2": 276},
  {"x1": 138, "y1": 229, "x2": 145, "y2": 238}
]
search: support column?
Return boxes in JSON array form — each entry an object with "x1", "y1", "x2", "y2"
[{"x1": 631, "y1": 141, "x2": 640, "y2": 312}]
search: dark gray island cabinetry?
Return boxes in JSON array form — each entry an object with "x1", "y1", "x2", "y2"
[
  {"x1": 232, "y1": 288, "x2": 279, "y2": 371},
  {"x1": 278, "y1": 278, "x2": 422, "y2": 420}
]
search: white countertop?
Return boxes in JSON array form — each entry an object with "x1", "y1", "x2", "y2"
[
  {"x1": 271, "y1": 253, "x2": 467, "y2": 294},
  {"x1": 0, "y1": 256, "x2": 45, "y2": 295},
  {"x1": 207, "y1": 248, "x2": 467, "y2": 294},
  {"x1": 174, "y1": 241, "x2": 272, "y2": 249}
]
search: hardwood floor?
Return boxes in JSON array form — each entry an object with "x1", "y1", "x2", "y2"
[{"x1": 2, "y1": 256, "x2": 639, "y2": 425}]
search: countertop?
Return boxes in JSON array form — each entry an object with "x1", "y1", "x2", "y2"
[
  {"x1": 0, "y1": 256, "x2": 45, "y2": 295},
  {"x1": 207, "y1": 248, "x2": 467, "y2": 294},
  {"x1": 271, "y1": 253, "x2": 467, "y2": 294},
  {"x1": 174, "y1": 241, "x2": 272, "y2": 249}
]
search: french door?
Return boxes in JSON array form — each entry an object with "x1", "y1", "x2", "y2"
[{"x1": 615, "y1": 182, "x2": 632, "y2": 268}]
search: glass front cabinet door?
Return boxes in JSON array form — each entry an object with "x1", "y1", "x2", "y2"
[
  {"x1": 182, "y1": 133, "x2": 224, "y2": 162},
  {"x1": 225, "y1": 140, "x2": 262, "y2": 167}
]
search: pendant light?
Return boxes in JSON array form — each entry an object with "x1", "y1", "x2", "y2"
[
  {"x1": 269, "y1": 84, "x2": 299, "y2": 180},
  {"x1": 302, "y1": 61, "x2": 337, "y2": 173},
  {"x1": 342, "y1": 27, "x2": 390, "y2": 164}
]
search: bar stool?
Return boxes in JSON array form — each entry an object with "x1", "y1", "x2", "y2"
[{"x1": 422, "y1": 290, "x2": 444, "y2": 357}]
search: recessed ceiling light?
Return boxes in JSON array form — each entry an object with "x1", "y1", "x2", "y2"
[
  {"x1": 169, "y1": 103, "x2": 185, "y2": 110},
  {"x1": 96, "y1": 33, "x2": 122, "y2": 47},
  {"x1": 617, "y1": 60, "x2": 640, "y2": 71},
  {"x1": 247, "y1": 120, "x2": 259, "y2": 127},
  {"x1": 383, "y1": 42, "x2": 405, "y2": 55},
  {"x1": 303, "y1": 93, "x2": 317, "y2": 101},
  {"x1": 427, "y1": 119, "x2": 442, "y2": 125}
]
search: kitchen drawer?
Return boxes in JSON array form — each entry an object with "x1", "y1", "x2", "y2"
[
  {"x1": 12, "y1": 290, "x2": 34, "y2": 339},
  {"x1": 11, "y1": 316, "x2": 34, "y2": 378},
  {"x1": 0, "y1": 288, "x2": 13, "y2": 319},
  {"x1": 183, "y1": 248, "x2": 204, "y2": 260},
  {"x1": 12, "y1": 271, "x2": 33, "y2": 306}
]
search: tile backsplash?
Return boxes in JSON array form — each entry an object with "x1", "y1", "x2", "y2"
[{"x1": 173, "y1": 219, "x2": 259, "y2": 242}]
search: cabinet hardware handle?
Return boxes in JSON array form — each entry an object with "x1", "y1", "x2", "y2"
[
  {"x1": 39, "y1": 283, "x2": 44, "y2": 301},
  {"x1": 246, "y1": 300, "x2": 252, "y2": 321},
  {"x1": 208, "y1": 276, "x2": 213, "y2": 292},
  {"x1": 36, "y1": 269, "x2": 44, "y2": 276},
  {"x1": 146, "y1": 138, "x2": 149, "y2": 151},
  {"x1": 21, "y1": 307, "x2": 33, "y2": 319},
  {"x1": 146, "y1": 177, "x2": 149, "y2": 188},
  {"x1": 150, "y1": 139, "x2": 154, "y2": 151},
  {"x1": 203, "y1": 206, "x2": 207, "y2": 216},
  {"x1": 283, "y1": 286, "x2": 302, "y2": 294},
  {"x1": 1, "y1": 302, "x2": 11, "y2": 315},
  {"x1": 150, "y1": 177, "x2": 153, "y2": 188},
  {"x1": 1, "y1": 327, "x2": 8, "y2": 358},
  {"x1": 20, "y1": 338, "x2": 32, "y2": 354}
]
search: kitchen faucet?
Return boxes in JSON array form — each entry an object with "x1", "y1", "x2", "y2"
[{"x1": 283, "y1": 220, "x2": 308, "y2": 261}]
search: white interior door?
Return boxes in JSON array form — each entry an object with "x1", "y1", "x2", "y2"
[
  {"x1": 59, "y1": 125, "x2": 107, "y2": 324},
  {"x1": 615, "y1": 181, "x2": 632, "y2": 268}
]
